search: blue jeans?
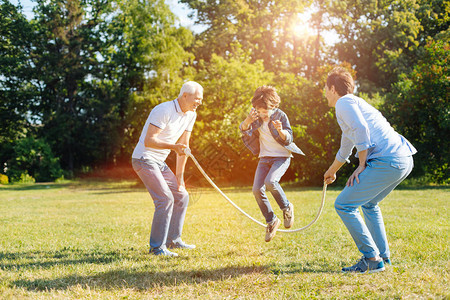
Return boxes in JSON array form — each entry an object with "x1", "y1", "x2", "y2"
[
  {"x1": 253, "y1": 157, "x2": 291, "y2": 223},
  {"x1": 132, "y1": 158, "x2": 189, "y2": 252},
  {"x1": 335, "y1": 156, "x2": 414, "y2": 258}
]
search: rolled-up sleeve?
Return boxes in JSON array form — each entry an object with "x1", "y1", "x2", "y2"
[
  {"x1": 336, "y1": 99, "x2": 372, "y2": 153},
  {"x1": 336, "y1": 134, "x2": 354, "y2": 163},
  {"x1": 280, "y1": 114, "x2": 293, "y2": 145},
  {"x1": 239, "y1": 121, "x2": 254, "y2": 136}
]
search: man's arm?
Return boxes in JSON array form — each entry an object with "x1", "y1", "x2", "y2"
[
  {"x1": 175, "y1": 130, "x2": 191, "y2": 190},
  {"x1": 346, "y1": 149, "x2": 368, "y2": 187},
  {"x1": 336, "y1": 100, "x2": 371, "y2": 153},
  {"x1": 324, "y1": 158, "x2": 345, "y2": 185},
  {"x1": 336, "y1": 134, "x2": 354, "y2": 164},
  {"x1": 144, "y1": 124, "x2": 186, "y2": 155},
  {"x1": 324, "y1": 149, "x2": 368, "y2": 186},
  {"x1": 324, "y1": 133, "x2": 353, "y2": 184}
]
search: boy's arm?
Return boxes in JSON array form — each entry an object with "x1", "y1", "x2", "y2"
[
  {"x1": 272, "y1": 112, "x2": 293, "y2": 144},
  {"x1": 240, "y1": 108, "x2": 258, "y2": 132},
  {"x1": 272, "y1": 120, "x2": 288, "y2": 140}
]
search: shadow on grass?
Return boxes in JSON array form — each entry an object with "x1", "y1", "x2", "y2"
[
  {"x1": 11, "y1": 265, "x2": 266, "y2": 291},
  {"x1": 0, "y1": 179, "x2": 143, "y2": 191},
  {"x1": 269, "y1": 262, "x2": 340, "y2": 274},
  {"x1": 4, "y1": 248, "x2": 342, "y2": 291},
  {"x1": 0, "y1": 183, "x2": 73, "y2": 191},
  {"x1": 91, "y1": 189, "x2": 143, "y2": 195},
  {"x1": 0, "y1": 248, "x2": 128, "y2": 271},
  {"x1": 393, "y1": 185, "x2": 449, "y2": 190}
]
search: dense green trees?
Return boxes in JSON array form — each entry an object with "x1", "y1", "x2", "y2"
[
  {"x1": 0, "y1": 1, "x2": 35, "y2": 170},
  {"x1": 329, "y1": 0, "x2": 449, "y2": 95},
  {"x1": 383, "y1": 40, "x2": 449, "y2": 183},
  {"x1": 0, "y1": 0, "x2": 192, "y2": 181},
  {"x1": 0, "y1": 0, "x2": 448, "y2": 184},
  {"x1": 183, "y1": 0, "x2": 449, "y2": 184}
]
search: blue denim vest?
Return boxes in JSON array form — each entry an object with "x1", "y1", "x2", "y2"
[{"x1": 239, "y1": 108, "x2": 305, "y2": 156}]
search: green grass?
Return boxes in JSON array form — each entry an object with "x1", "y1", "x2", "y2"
[{"x1": 0, "y1": 180, "x2": 448, "y2": 299}]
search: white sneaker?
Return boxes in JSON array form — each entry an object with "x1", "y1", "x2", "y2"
[{"x1": 265, "y1": 218, "x2": 281, "y2": 242}]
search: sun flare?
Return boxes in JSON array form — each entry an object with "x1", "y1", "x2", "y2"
[{"x1": 292, "y1": 21, "x2": 313, "y2": 38}]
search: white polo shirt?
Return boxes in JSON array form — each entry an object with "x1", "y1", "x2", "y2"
[{"x1": 132, "y1": 99, "x2": 196, "y2": 162}]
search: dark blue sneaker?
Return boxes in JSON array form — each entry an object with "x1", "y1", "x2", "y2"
[
  {"x1": 342, "y1": 256, "x2": 385, "y2": 274},
  {"x1": 167, "y1": 240, "x2": 196, "y2": 250},
  {"x1": 151, "y1": 248, "x2": 178, "y2": 257},
  {"x1": 383, "y1": 258, "x2": 391, "y2": 265}
]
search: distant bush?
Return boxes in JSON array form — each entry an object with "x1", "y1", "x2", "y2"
[
  {"x1": 0, "y1": 173, "x2": 8, "y2": 184},
  {"x1": 18, "y1": 172, "x2": 35, "y2": 184},
  {"x1": 6, "y1": 137, "x2": 64, "y2": 182}
]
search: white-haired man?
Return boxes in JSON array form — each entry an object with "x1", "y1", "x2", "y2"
[{"x1": 132, "y1": 81, "x2": 203, "y2": 256}]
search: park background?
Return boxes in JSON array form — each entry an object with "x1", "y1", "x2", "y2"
[
  {"x1": 0, "y1": 1, "x2": 449, "y2": 299},
  {"x1": 1, "y1": 0, "x2": 448, "y2": 186}
]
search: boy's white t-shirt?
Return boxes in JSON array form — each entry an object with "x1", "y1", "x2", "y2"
[
  {"x1": 132, "y1": 99, "x2": 196, "y2": 162},
  {"x1": 258, "y1": 121, "x2": 291, "y2": 158}
]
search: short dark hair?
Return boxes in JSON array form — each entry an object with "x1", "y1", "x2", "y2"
[
  {"x1": 251, "y1": 85, "x2": 280, "y2": 109},
  {"x1": 326, "y1": 67, "x2": 355, "y2": 96}
]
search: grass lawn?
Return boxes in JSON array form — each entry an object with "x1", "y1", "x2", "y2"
[{"x1": 0, "y1": 180, "x2": 448, "y2": 299}]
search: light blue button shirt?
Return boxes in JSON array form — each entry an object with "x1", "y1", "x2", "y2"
[{"x1": 335, "y1": 94, "x2": 417, "y2": 163}]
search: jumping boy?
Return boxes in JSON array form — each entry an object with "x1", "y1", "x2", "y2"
[{"x1": 240, "y1": 86, "x2": 304, "y2": 242}]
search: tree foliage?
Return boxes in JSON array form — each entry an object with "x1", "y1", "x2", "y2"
[
  {"x1": 329, "y1": 0, "x2": 449, "y2": 94},
  {"x1": 184, "y1": 50, "x2": 274, "y2": 184},
  {"x1": 6, "y1": 137, "x2": 63, "y2": 182},
  {"x1": 180, "y1": 0, "x2": 325, "y2": 75},
  {"x1": 383, "y1": 39, "x2": 449, "y2": 183},
  {"x1": 0, "y1": 0, "x2": 448, "y2": 184},
  {"x1": 0, "y1": 0, "x2": 192, "y2": 178},
  {"x1": 0, "y1": 1, "x2": 35, "y2": 167}
]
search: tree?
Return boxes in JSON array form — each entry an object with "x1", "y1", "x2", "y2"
[
  {"x1": 6, "y1": 137, "x2": 63, "y2": 182},
  {"x1": 23, "y1": 0, "x2": 192, "y2": 174},
  {"x1": 186, "y1": 50, "x2": 274, "y2": 184},
  {"x1": 328, "y1": 0, "x2": 449, "y2": 95},
  {"x1": 180, "y1": 0, "x2": 325, "y2": 76},
  {"x1": 0, "y1": 1, "x2": 35, "y2": 170},
  {"x1": 110, "y1": 0, "x2": 194, "y2": 163},
  {"x1": 383, "y1": 39, "x2": 449, "y2": 183},
  {"x1": 29, "y1": 0, "x2": 115, "y2": 173},
  {"x1": 178, "y1": 0, "x2": 352, "y2": 185}
]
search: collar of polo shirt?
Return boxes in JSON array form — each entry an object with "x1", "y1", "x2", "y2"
[{"x1": 173, "y1": 99, "x2": 186, "y2": 115}]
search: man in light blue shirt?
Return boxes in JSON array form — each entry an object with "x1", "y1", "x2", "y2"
[{"x1": 323, "y1": 67, "x2": 416, "y2": 273}]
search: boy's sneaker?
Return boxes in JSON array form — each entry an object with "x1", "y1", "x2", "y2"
[
  {"x1": 265, "y1": 217, "x2": 281, "y2": 242},
  {"x1": 383, "y1": 258, "x2": 391, "y2": 265},
  {"x1": 342, "y1": 256, "x2": 385, "y2": 274},
  {"x1": 151, "y1": 248, "x2": 179, "y2": 257},
  {"x1": 283, "y1": 203, "x2": 294, "y2": 228}
]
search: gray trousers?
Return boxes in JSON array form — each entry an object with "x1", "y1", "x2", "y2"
[{"x1": 132, "y1": 158, "x2": 189, "y2": 251}]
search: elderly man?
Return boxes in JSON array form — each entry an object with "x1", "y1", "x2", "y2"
[
  {"x1": 132, "y1": 81, "x2": 203, "y2": 257},
  {"x1": 323, "y1": 67, "x2": 416, "y2": 273}
]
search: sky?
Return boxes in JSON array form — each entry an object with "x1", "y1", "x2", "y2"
[
  {"x1": 10, "y1": 0, "x2": 207, "y2": 33},
  {"x1": 10, "y1": 0, "x2": 337, "y2": 43},
  {"x1": 165, "y1": 0, "x2": 208, "y2": 33}
]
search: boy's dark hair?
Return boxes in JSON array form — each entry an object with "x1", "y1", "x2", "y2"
[
  {"x1": 251, "y1": 85, "x2": 280, "y2": 109},
  {"x1": 326, "y1": 67, "x2": 355, "y2": 96}
]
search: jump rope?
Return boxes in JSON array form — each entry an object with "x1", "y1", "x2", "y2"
[{"x1": 184, "y1": 148, "x2": 328, "y2": 233}]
